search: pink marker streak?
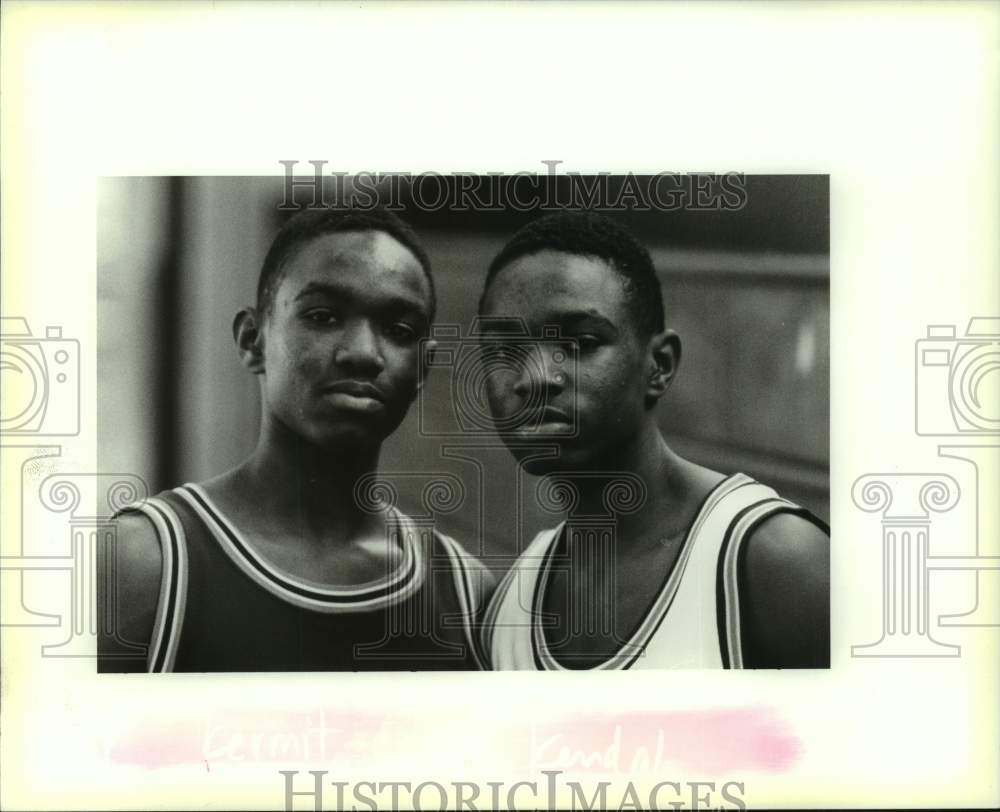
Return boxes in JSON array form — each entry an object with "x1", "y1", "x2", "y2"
[
  {"x1": 527, "y1": 707, "x2": 801, "y2": 775},
  {"x1": 108, "y1": 710, "x2": 382, "y2": 770},
  {"x1": 109, "y1": 720, "x2": 205, "y2": 769},
  {"x1": 107, "y1": 705, "x2": 799, "y2": 776}
]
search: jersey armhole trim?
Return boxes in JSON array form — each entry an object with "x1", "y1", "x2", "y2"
[
  {"x1": 118, "y1": 498, "x2": 189, "y2": 673},
  {"x1": 717, "y1": 501, "x2": 823, "y2": 669},
  {"x1": 436, "y1": 533, "x2": 490, "y2": 670},
  {"x1": 479, "y1": 549, "x2": 526, "y2": 669}
]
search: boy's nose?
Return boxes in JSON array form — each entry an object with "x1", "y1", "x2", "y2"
[
  {"x1": 513, "y1": 345, "x2": 566, "y2": 397},
  {"x1": 334, "y1": 321, "x2": 385, "y2": 374}
]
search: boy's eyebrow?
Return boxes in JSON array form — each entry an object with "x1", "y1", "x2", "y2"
[
  {"x1": 293, "y1": 281, "x2": 428, "y2": 315},
  {"x1": 293, "y1": 281, "x2": 352, "y2": 301},
  {"x1": 556, "y1": 311, "x2": 618, "y2": 332},
  {"x1": 477, "y1": 311, "x2": 620, "y2": 337}
]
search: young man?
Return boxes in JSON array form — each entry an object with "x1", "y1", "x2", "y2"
[
  {"x1": 99, "y1": 208, "x2": 492, "y2": 672},
  {"x1": 479, "y1": 211, "x2": 829, "y2": 669}
]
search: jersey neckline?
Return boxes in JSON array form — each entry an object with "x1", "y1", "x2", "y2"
[
  {"x1": 174, "y1": 482, "x2": 426, "y2": 613},
  {"x1": 530, "y1": 472, "x2": 754, "y2": 671}
]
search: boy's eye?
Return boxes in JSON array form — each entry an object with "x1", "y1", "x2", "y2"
[
  {"x1": 574, "y1": 334, "x2": 601, "y2": 352},
  {"x1": 304, "y1": 308, "x2": 337, "y2": 325},
  {"x1": 386, "y1": 322, "x2": 417, "y2": 341}
]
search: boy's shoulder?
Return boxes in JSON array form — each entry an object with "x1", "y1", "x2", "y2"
[
  {"x1": 426, "y1": 527, "x2": 498, "y2": 610},
  {"x1": 743, "y1": 509, "x2": 829, "y2": 574},
  {"x1": 739, "y1": 506, "x2": 830, "y2": 668},
  {"x1": 99, "y1": 489, "x2": 180, "y2": 671}
]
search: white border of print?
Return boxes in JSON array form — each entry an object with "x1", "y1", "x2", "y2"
[{"x1": 1, "y1": 2, "x2": 997, "y2": 810}]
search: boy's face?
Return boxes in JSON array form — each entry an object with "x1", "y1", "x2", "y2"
[
  {"x1": 261, "y1": 230, "x2": 432, "y2": 451},
  {"x1": 479, "y1": 249, "x2": 653, "y2": 474}
]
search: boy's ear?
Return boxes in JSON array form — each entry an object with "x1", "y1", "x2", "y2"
[
  {"x1": 233, "y1": 307, "x2": 265, "y2": 374},
  {"x1": 413, "y1": 337, "x2": 437, "y2": 397},
  {"x1": 646, "y1": 328, "x2": 681, "y2": 401}
]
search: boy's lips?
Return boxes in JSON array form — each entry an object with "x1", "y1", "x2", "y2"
[
  {"x1": 514, "y1": 405, "x2": 574, "y2": 433},
  {"x1": 321, "y1": 381, "x2": 386, "y2": 413}
]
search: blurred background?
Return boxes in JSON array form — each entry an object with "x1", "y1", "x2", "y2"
[{"x1": 98, "y1": 175, "x2": 829, "y2": 562}]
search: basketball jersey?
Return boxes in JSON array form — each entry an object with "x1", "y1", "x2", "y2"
[
  {"x1": 116, "y1": 483, "x2": 492, "y2": 672},
  {"x1": 483, "y1": 473, "x2": 825, "y2": 670}
]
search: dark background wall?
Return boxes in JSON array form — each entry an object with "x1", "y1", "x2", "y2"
[{"x1": 98, "y1": 175, "x2": 829, "y2": 561}]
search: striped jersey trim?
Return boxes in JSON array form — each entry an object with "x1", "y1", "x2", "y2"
[
  {"x1": 173, "y1": 483, "x2": 425, "y2": 614},
  {"x1": 119, "y1": 498, "x2": 188, "y2": 673},
  {"x1": 480, "y1": 547, "x2": 529, "y2": 667},
  {"x1": 436, "y1": 533, "x2": 488, "y2": 670},
  {"x1": 717, "y1": 503, "x2": 829, "y2": 669},
  {"x1": 531, "y1": 473, "x2": 755, "y2": 671}
]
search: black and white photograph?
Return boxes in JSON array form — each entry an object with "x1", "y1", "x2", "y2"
[
  {"x1": 3, "y1": 2, "x2": 997, "y2": 810},
  {"x1": 97, "y1": 173, "x2": 830, "y2": 672}
]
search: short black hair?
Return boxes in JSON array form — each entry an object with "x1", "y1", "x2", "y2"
[
  {"x1": 256, "y1": 207, "x2": 435, "y2": 320},
  {"x1": 480, "y1": 211, "x2": 665, "y2": 337}
]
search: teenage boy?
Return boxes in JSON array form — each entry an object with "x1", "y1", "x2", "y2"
[
  {"x1": 479, "y1": 211, "x2": 829, "y2": 669},
  {"x1": 99, "y1": 208, "x2": 492, "y2": 672}
]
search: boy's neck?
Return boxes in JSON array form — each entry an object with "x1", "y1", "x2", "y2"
[
  {"x1": 563, "y1": 421, "x2": 700, "y2": 548},
  {"x1": 239, "y1": 417, "x2": 384, "y2": 532}
]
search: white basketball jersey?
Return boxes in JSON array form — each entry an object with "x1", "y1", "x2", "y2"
[{"x1": 483, "y1": 473, "x2": 805, "y2": 670}]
